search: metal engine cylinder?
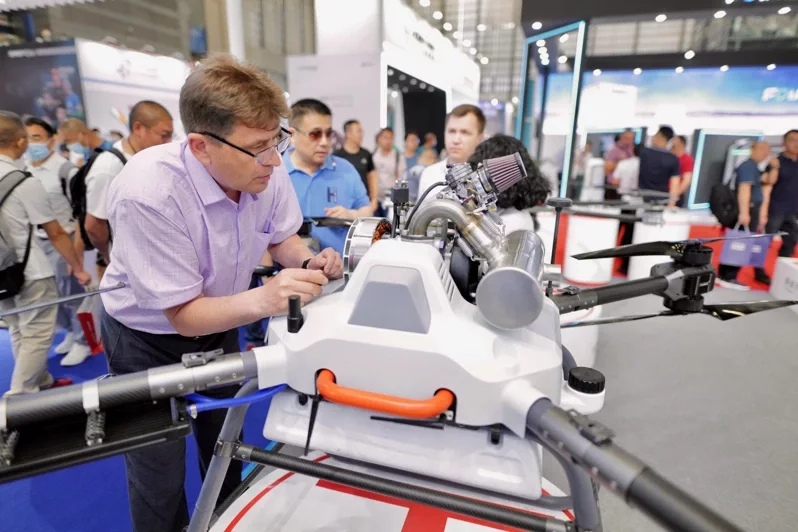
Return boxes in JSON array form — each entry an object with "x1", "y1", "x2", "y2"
[{"x1": 476, "y1": 230, "x2": 546, "y2": 330}]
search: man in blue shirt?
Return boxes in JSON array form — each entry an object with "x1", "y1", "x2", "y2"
[
  {"x1": 286, "y1": 99, "x2": 373, "y2": 254},
  {"x1": 765, "y1": 130, "x2": 798, "y2": 264},
  {"x1": 717, "y1": 141, "x2": 772, "y2": 289}
]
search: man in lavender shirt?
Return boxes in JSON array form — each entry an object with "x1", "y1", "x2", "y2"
[
  {"x1": 99, "y1": 55, "x2": 342, "y2": 532},
  {"x1": 603, "y1": 129, "x2": 636, "y2": 188}
]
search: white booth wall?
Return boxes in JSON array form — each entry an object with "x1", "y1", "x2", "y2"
[
  {"x1": 291, "y1": 0, "x2": 480, "y2": 150},
  {"x1": 76, "y1": 39, "x2": 192, "y2": 138}
]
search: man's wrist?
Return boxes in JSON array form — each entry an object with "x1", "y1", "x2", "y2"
[{"x1": 301, "y1": 257, "x2": 312, "y2": 269}]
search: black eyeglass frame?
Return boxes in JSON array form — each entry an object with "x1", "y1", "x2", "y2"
[{"x1": 198, "y1": 127, "x2": 293, "y2": 163}]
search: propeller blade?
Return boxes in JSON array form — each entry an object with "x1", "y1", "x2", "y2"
[
  {"x1": 561, "y1": 311, "x2": 680, "y2": 328},
  {"x1": 702, "y1": 300, "x2": 798, "y2": 321},
  {"x1": 572, "y1": 240, "x2": 683, "y2": 260}
]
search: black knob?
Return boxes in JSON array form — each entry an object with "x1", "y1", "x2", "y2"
[
  {"x1": 547, "y1": 197, "x2": 573, "y2": 210},
  {"x1": 568, "y1": 367, "x2": 606, "y2": 394},
  {"x1": 287, "y1": 295, "x2": 304, "y2": 333}
]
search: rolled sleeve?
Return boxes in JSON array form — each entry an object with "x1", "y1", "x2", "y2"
[
  {"x1": 268, "y1": 165, "x2": 303, "y2": 244},
  {"x1": 113, "y1": 199, "x2": 204, "y2": 310},
  {"x1": 736, "y1": 162, "x2": 758, "y2": 187},
  {"x1": 86, "y1": 171, "x2": 112, "y2": 219},
  {"x1": 20, "y1": 179, "x2": 56, "y2": 225}
]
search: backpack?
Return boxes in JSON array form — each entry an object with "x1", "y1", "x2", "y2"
[
  {"x1": 58, "y1": 159, "x2": 78, "y2": 201},
  {"x1": 709, "y1": 165, "x2": 739, "y2": 229},
  {"x1": 69, "y1": 147, "x2": 126, "y2": 250},
  {"x1": 0, "y1": 170, "x2": 33, "y2": 300}
]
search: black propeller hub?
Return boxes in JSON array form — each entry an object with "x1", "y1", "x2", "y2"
[{"x1": 677, "y1": 243, "x2": 713, "y2": 266}]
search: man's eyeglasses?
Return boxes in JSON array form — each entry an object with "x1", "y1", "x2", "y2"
[
  {"x1": 294, "y1": 127, "x2": 335, "y2": 143},
  {"x1": 199, "y1": 127, "x2": 293, "y2": 164}
]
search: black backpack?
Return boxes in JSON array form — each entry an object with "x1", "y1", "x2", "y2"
[
  {"x1": 0, "y1": 170, "x2": 33, "y2": 300},
  {"x1": 709, "y1": 168, "x2": 739, "y2": 229},
  {"x1": 69, "y1": 147, "x2": 126, "y2": 250}
]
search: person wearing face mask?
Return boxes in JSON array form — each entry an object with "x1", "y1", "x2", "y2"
[
  {"x1": 417, "y1": 104, "x2": 486, "y2": 204},
  {"x1": 98, "y1": 55, "x2": 342, "y2": 532},
  {"x1": 24, "y1": 116, "x2": 92, "y2": 366},
  {"x1": 57, "y1": 119, "x2": 111, "y2": 165},
  {"x1": 59, "y1": 102, "x2": 174, "y2": 279},
  {"x1": 286, "y1": 98, "x2": 374, "y2": 254},
  {"x1": 0, "y1": 111, "x2": 91, "y2": 395}
]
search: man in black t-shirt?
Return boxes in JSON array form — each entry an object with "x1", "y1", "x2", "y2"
[
  {"x1": 334, "y1": 120, "x2": 379, "y2": 212},
  {"x1": 638, "y1": 126, "x2": 681, "y2": 203}
]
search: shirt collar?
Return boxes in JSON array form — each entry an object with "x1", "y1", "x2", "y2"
[
  {"x1": 181, "y1": 141, "x2": 231, "y2": 206},
  {"x1": 283, "y1": 149, "x2": 336, "y2": 177}
]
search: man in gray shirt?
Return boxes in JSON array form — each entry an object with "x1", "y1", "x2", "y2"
[{"x1": 0, "y1": 111, "x2": 90, "y2": 395}]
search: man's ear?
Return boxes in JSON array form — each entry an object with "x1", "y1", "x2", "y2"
[{"x1": 187, "y1": 133, "x2": 211, "y2": 165}]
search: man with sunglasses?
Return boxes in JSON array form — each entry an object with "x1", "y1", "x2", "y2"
[
  {"x1": 98, "y1": 56, "x2": 342, "y2": 532},
  {"x1": 286, "y1": 99, "x2": 373, "y2": 254}
]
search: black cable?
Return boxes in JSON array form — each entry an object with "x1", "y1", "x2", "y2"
[
  {"x1": 403, "y1": 181, "x2": 446, "y2": 230},
  {"x1": 242, "y1": 446, "x2": 572, "y2": 532}
]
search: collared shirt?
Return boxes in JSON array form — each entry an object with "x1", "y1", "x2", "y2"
[
  {"x1": 285, "y1": 152, "x2": 370, "y2": 254},
  {"x1": 770, "y1": 153, "x2": 798, "y2": 216},
  {"x1": 85, "y1": 139, "x2": 130, "y2": 220},
  {"x1": 638, "y1": 146, "x2": 680, "y2": 194},
  {"x1": 604, "y1": 142, "x2": 634, "y2": 168},
  {"x1": 735, "y1": 159, "x2": 764, "y2": 205},
  {"x1": 0, "y1": 155, "x2": 55, "y2": 281},
  {"x1": 100, "y1": 142, "x2": 303, "y2": 334},
  {"x1": 28, "y1": 152, "x2": 78, "y2": 239}
]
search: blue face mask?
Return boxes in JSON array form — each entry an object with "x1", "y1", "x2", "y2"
[
  {"x1": 26, "y1": 142, "x2": 52, "y2": 162},
  {"x1": 67, "y1": 142, "x2": 90, "y2": 160},
  {"x1": 100, "y1": 139, "x2": 114, "y2": 151}
]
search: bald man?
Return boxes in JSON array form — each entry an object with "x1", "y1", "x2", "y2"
[
  {"x1": 717, "y1": 140, "x2": 772, "y2": 288},
  {"x1": 62, "y1": 102, "x2": 173, "y2": 276}
]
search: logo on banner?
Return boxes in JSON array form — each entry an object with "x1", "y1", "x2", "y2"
[{"x1": 761, "y1": 87, "x2": 798, "y2": 102}]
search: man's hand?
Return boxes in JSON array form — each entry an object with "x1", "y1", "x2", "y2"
[
  {"x1": 306, "y1": 248, "x2": 344, "y2": 279},
  {"x1": 738, "y1": 212, "x2": 751, "y2": 228},
  {"x1": 258, "y1": 269, "x2": 328, "y2": 316},
  {"x1": 759, "y1": 211, "x2": 768, "y2": 233},
  {"x1": 74, "y1": 270, "x2": 92, "y2": 286},
  {"x1": 324, "y1": 206, "x2": 355, "y2": 220}
]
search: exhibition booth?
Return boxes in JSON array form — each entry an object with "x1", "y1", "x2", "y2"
[{"x1": 288, "y1": 0, "x2": 480, "y2": 148}]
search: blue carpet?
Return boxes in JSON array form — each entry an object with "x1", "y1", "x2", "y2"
[{"x1": 0, "y1": 327, "x2": 274, "y2": 532}]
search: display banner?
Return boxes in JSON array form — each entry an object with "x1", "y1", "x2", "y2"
[{"x1": 0, "y1": 40, "x2": 85, "y2": 126}]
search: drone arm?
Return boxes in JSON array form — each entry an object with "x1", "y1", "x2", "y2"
[
  {"x1": 552, "y1": 276, "x2": 670, "y2": 314},
  {"x1": 526, "y1": 399, "x2": 746, "y2": 532}
]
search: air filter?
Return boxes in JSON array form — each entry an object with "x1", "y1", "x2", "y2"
[{"x1": 484, "y1": 152, "x2": 527, "y2": 194}]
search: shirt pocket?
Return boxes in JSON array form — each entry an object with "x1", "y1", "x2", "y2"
[{"x1": 253, "y1": 219, "x2": 276, "y2": 257}]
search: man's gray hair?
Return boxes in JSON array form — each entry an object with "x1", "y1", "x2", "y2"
[{"x1": 0, "y1": 111, "x2": 26, "y2": 149}]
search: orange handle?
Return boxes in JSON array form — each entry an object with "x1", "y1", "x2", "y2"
[{"x1": 316, "y1": 370, "x2": 454, "y2": 419}]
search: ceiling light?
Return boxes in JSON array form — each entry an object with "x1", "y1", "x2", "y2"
[
  {"x1": 502, "y1": 22, "x2": 516, "y2": 30},
  {"x1": 633, "y1": 68, "x2": 642, "y2": 75},
  {"x1": 684, "y1": 50, "x2": 695, "y2": 59},
  {"x1": 477, "y1": 24, "x2": 487, "y2": 32},
  {"x1": 675, "y1": 66, "x2": 684, "y2": 73},
  {"x1": 419, "y1": 82, "x2": 426, "y2": 89},
  {"x1": 559, "y1": 34, "x2": 569, "y2": 43},
  {"x1": 419, "y1": 0, "x2": 430, "y2": 7},
  {"x1": 480, "y1": 57, "x2": 489, "y2": 65},
  {"x1": 453, "y1": 31, "x2": 462, "y2": 39},
  {"x1": 399, "y1": 74, "x2": 406, "y2": 80},
  {"x1": 538, "y1": 46, "x2": 548, "y2": 54},
  {"x1": 540, "y1": 53, "x2": 549, "y2": 62},
  {"x1": 767, "y1": 63, "x2": 777, "y2": 70},
  {"x1": 536, "y1": 39, "x2": 545, "y2": 46},
  {"x1": 469, "y1": 47, "x2": 477, "y2": 55},
  {"x1": 463, "y1": 39, "x2": 471, "y2": 47},
  {"x1": 558, "y1": 55, "x2": 567, "y2": 64},
  {"x1": 391, "y1": 90, "x2": 398, "y2": 98},
  {"x1": 443, "y1": 22, "x2": 453, "y2": 31},
  {"x1": 532, "y1": 21, "x2": 542, "y2": 30},
  {"x1": 541, "y1": 58, "x2": 550, "y2": 66},
  {"x1": 388, "y1": 68, "x2": 394, "y2": 76},
  {"x1": 593, "y1": 69, "x2": 602, "y2": 76},
  {"x1": 428, "y1": 86, "x2": 434, "y2": 92},
  {"x1": 410, "y1": 78, "x2": 417, "y2": 85},
  {"x1": 402, "y1": 87, "x2": 409, "y2": 93},
  {"x1": 491, "y1": 98, "x2": 499, "y2": 106},
  {"x1": 511, "y1": 96, "x2": 519, "y2": 104},
  {"x1": 720, "y1": 65, "x2": 729, "y2": 72},
  {"x1": 714, "y1": 10, "x2": 726, "y2": 18},
  {"x1": 725, "y1": 0, "x2": 734, "y2": 4},
  {"x1": 778, "y1": 6, "x2": 791, "y2": 14},
  {"x1": 655, "y1": 14, "x2": 667, "y2": 22},
  {"x1": 433, "y1": 10, "x2": 443, "y2": 20}
]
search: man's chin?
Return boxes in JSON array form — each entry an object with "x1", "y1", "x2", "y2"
[{"x1": 248, "y1": 177, "x2": 271, "y2": 194}]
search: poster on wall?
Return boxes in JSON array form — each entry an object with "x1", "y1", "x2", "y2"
[
  {"x1": 0, "y1": 40, "x2": 85, "y2": 126},
  {"x1": 75, "y1": 39, "x2": 192, "y2": 137}
]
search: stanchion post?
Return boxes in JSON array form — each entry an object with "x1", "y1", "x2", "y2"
[{"x1": 546, "y1": 197, "x2": 573, "y2": 297}]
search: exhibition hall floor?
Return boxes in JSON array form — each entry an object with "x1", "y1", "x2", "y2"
[{"x1": 1, "y1": 288, "x2": 796, "y2": 532}]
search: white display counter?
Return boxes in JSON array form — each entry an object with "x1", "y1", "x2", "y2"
[
  {"x1": 770, "y1": 257, "x2": 798, "y2": 315},
  {"x1": 563, "y1": 208, "x2": 620, "y2": 286},
  {"x1": 627, "y1": 208, "x2": 691, "y2": 280}
]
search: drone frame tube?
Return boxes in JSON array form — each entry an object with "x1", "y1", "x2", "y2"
[{"x1": 552, "y1": 276, "x2": 670, "y2": 314}]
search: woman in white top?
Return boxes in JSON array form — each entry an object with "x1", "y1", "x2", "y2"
[{"x1": 468, "y1": 135, "x2": 551, "y2": 234}]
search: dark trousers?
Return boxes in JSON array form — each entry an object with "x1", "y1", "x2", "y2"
[
  {"x1": 718, "y1": 203, "x2": 767, "y2": 281},
  {"x1": 766, "y1": 212, "x2": 798, "y2": 259},
  {"x1": 101, "y1": 312, "x2": 243, "y2": 532}
]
